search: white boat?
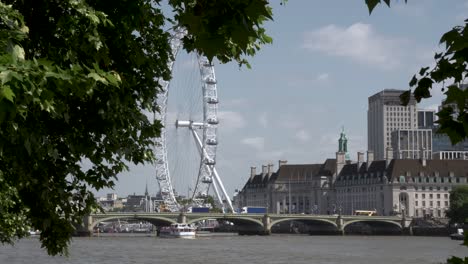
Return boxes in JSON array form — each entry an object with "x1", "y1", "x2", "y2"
[
  {"x1": 158, "y1": 223, "x2": 196, "y2": 238},
  {"x1": 450, "y1": 228, "x2": 465, "y2": 240}
]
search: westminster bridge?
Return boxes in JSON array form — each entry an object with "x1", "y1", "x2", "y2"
[{"x1": 78, "y1": 212, "x2": 413, "y2": 236}]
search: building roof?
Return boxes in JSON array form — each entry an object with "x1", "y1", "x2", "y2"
[
  {"x1": 275, "y1": 164, "x2": 322, "y2": 182},
  {"x1": 319, "y1": 159, "x2": 336, "y2": 176},
  {"x1": 388, "y1": 159, "x2": 468, "y2": 179},
  {"x1": 337, "y1": 159, "x2": 468, "y2": 181}
]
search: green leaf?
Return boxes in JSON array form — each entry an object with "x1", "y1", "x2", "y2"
[
  {"x1": 0, "y1": 85, "x2": 15, "y2": 102},
  {"x1": 87, "y1": 72, "x2": 108, "y2": 84},
  {"x1": 409, "y1": 75, "x2": 417, "y2": 87},
  {"x1": 418, "y1": 67, "x2": 430, "y2": 76},
  {"x1": 399, "y1": 90, "x2": 411, "y2": 105},
  {"x1": 365, "y1": 0, "x2": 380, "y2": 14}
]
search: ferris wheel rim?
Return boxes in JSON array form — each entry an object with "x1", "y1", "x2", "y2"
[{"x1": 154, "y1": 28, "x2": 219, "y2": 212}]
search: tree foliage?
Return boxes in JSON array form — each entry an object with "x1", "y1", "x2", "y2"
[
  {"x1": 446, "y1": 186, "x2": 468, "y2": 224},
  {"x1": 442, "y1": 183, "x2": 468, "y2": 262},
  {"x1": 0, "y1": 0, "x2": 274, "y2": 255}
]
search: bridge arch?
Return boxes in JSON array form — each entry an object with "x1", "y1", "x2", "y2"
[
  {"x1": 343, "y1": 219, "x2": 402, "y2": 230},
  {"x1": 270, "y1": 217, "x2": 338, "y2": 230},
  {"x1": 342, "y1": 219, "x2": 402, "y2": 235},
  {"x1": 90, "y1": 216, "x2": 176, "y2": 230}
]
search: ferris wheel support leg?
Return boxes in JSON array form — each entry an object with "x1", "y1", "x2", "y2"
[
  {"x1": 191, "y1": 129, "x2": 232, "y2": 211},
  {"x1": 208, "y1": 173, "x2": 224, "y2": 210},
  {"x1": 211, "y1": 167, "x2": 234, "y2": 213}
]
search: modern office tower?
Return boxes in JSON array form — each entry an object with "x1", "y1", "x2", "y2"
[
  {"x1": 368, "y1": 89, "x2": 417, "y2": 160},
  {"x1": 391, "y1": 129, "x2": 432, "y2": 159},
  {"x1": 418, "y1": 109, "x2": 435, "y2": 129}
]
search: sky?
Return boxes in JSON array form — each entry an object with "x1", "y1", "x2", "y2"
[{"x1": 94, "y1": 1, "x2": 468, "y2": 199}]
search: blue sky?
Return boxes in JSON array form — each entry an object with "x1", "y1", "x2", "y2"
[{"x1": 94, "y1": 1, "x2": 468, "y2": 198}]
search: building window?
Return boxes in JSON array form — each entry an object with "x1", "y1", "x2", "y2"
[
  {"x1": 444, "y1": 194, "x2": 448, "y2": 199},
  {"x1": 422, "y1": 194, "x2": 426, "y2": 199},
  {"x1": 437, "y1": 201, "x2": 440, "y2": 207},
  {"x1": 437, "y1": 194, "x2": 440, "y2": 199},
  {"x1": 445, "y1": 201, "x2": 449, "y2": 206},
  {"x1": 422, "y1": 201, "x2": 426, "y2": 206},
  {"x1": 415, "y1": 193, "x2": 418, "y2": 198},
  {"x1": 415, "y1": 201, "x2": 418, "y2": 206},
  {"x1": 430, "y1": 201, "x2": 433, "y2": 207}
]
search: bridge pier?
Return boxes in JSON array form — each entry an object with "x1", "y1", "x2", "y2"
[
  {"x1": 262, "y1": 214, "x2": 271, "y2": 235},
  {"x1": 336, "y1": 214, "x2": 344, "y2": 235},
  {"x1": 74, "y1": 215, "x2": 93, "y2": 237},
  {"x1": 178, "y1": 212, "x2": 187, "y2": 224}
]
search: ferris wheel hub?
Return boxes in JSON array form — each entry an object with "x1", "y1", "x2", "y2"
[{"x1": 175, "y1": 120, "x2": 204, "y2": 129}]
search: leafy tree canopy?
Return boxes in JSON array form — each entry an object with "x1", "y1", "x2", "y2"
[
  {"x1": 446, "y1": 186, "x2": 468, "y2": 224},
  {"x1": 0, "y1": 0, "x2": 275, "y2": 255},
  {"x1": 445, "y1": 186, "x2": 468, "y2": 263},
  {"x1": 366, "y1": 0, "x2": 468, "y2": 146}
]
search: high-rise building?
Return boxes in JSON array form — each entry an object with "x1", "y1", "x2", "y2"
[
  {"x1": 368, "y1": 89, "x2": 417, "y2": 160},
  {"x1": 391, "y1": 129, "x2": 432, "y2": 159},
  {"x1": 417, "y1": 109, "x2": 435, "y2": 129}
]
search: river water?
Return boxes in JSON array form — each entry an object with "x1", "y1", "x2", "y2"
[{"x1": 1, "y1": 234, "x2": 467, "y2": 264}]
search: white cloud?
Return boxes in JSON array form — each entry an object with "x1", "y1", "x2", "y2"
[
  {"x1": 217, "y1": 111, "x2": 246, "y2": 130},
  {"x1": 295, "y1": 129, "x2": 310, "y2": 142},
  {"x1": 303, "y1": 23, "x2": 406, "y2": 69},
  {"x1": 259, "y1": 112, "x2": 268, "y2": 128},
  {"x1": 241, "y1": 137, "x2": 265, "y2": 150},
  {"x1": 316, "y1": 73, "x2": 329, "y2": 81}
]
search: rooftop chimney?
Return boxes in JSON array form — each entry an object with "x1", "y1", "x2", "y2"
[
  {"x1": 385, "y1": 147, "x2": 393, "y2": 168},
  {"x1": 278, "y1": 160, "x2": 288, "y2": 168},
  {"x1": 262, "y1": 165, "x2": 267, "y2": 176},
  {"x1": 267, "y1": 163, "x2": 274, "y2": 176},
  {"x1": 250, "y1": 166, "x2": 256, "y2": 181},
  {"x1": 357, "y1": 152, "x2": 364, "y2": 171},
  {"x1": 336, "y1": 152, "x2": 345, "y2": 177},
  {"x1": 366, "y1": 150, "x2": 374, "y2": 170}
]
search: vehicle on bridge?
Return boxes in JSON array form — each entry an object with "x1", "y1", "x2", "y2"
[
  {"x1": 353, "y1": 210, "x2": 377, "y2": 216},
  {"x1": 189, "y1": 207, "x2": 210, "y2": 213},
  {"x1": 241, "y1": 207, "x2": 267, "y2": 214}
]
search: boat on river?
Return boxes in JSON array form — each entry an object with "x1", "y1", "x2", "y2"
[
  {"x1": 450, "y1": 228, "x2": 465, "y2": 240},
  {"x1": 158, "y1": 223, "x2": 196, "y2": 238}
]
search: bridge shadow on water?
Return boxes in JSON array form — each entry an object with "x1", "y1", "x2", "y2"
[
  {"x1": 272, "y1": 220, "x2": 341, "y2": 235},
  {"x1": 344, "y1": 221, "x2": 402, "y2": 235},
  {"x1": 270, "y1": 220, "x2": 402, "y2": 236}
]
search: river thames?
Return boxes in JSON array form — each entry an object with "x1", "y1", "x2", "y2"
[{"x1": 1, "y1": 235, "x2": 467, "y2": 264}]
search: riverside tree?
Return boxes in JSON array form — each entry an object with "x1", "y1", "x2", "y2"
[
  {"x1": 445, "y1": 186, "x2": 468, "y2": 263},
  {"x1": 0, "y1": 0, "x2": 275, "y2": 255},
  {"x1": 446, "y1": 186, "x2": 468, "y2": 225}
]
